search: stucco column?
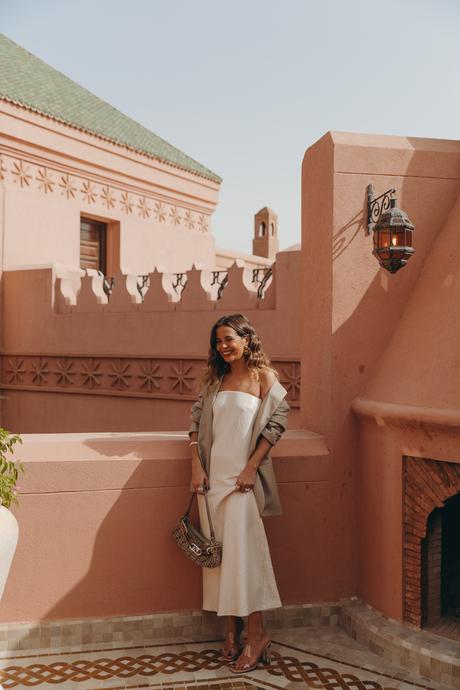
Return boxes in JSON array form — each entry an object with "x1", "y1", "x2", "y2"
[{"x1": 300, "y1": 133, "x2": 334, "y2": 439}]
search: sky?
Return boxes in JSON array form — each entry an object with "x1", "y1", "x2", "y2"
[{"x1": 1, "y1": 0, "x2": 459, "y2": 254}]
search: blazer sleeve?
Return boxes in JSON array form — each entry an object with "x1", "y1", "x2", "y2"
[
  {"x1": 260, "y1": 398, "x2": 290, "y2": 446},
  {"x1": 188, "y1": 394, "x2": 204, "y2": 437}
]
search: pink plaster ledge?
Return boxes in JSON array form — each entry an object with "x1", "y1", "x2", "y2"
[
  {"x1": 352, "y1": 397, "x2": 460, "y2": 434},
  {"x1": 16, "y1": 429, "x2": 327, "y2": 461},
  {"x1": 11, "y1": 430, "x2": 329, "y2": 495}
]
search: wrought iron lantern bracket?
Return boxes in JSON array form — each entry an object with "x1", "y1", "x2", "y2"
[{"x1": 367, "y1": 184, "x2": 396, "y2": 235}]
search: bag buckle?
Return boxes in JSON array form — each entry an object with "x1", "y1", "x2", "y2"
[{"x1": 190, "y1": 543, "x2": 202, "y2": 556}]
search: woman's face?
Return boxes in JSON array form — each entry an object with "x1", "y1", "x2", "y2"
[{"x1": 215, "y1": 325, "x2": 248, "y2": 364}]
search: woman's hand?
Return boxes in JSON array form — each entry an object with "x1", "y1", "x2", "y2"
[
  {"x1": 235, "y1": 463, "x2": 257, "y2": 492},
  {"x1": 190, "y1": 456, "x2": 209, "y2": 493}
]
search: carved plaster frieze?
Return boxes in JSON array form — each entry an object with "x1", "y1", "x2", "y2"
[
  {"x1": 11, "y1": 159, "x2": 32, "y2": 187},
  {"x1": 1, "y1": 355, "x2": 300, "y2": 406},
  {"x1": 0, "y1": 153, "x2": 211, "y2": 233},
  {"x1": 59, "y1": 173, "x2": 77, "y2": 199}
]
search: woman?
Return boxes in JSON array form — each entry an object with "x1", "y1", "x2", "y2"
[{"x1": 188, "y1": 313, "x2": 289, "y2": 673}]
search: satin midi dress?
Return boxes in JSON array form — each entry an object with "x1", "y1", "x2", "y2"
[{"x1": 198, "y1": 390, "x2": 281, "y2": 617}]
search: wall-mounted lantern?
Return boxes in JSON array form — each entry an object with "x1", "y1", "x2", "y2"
[{"x1": 367, "y1": 185, "x2": 415, "y2": 274}]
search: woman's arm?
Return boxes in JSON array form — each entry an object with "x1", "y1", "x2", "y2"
[
  {"x1": 189, "y1": 431, "x2": 209, "y2": 492},
  {"x1": 188, "y1": 395, "x2": 209, "y2": 492},
  {"x1": 235, "y1": 396, "x2": 290, "y2": 492}
]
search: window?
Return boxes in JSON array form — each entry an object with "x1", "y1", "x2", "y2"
[{"x1": 80, "y1": 218, "x2": 107, "y2": 273}]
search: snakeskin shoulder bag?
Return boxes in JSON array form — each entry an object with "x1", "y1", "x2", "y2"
[{"x1": 171, "y1": 490, "x2": 222, "y2": 568}]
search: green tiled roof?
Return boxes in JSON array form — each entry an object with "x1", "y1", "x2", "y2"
[{"x1": 0, "y1": 34, "x2": 221, "y2": 183}]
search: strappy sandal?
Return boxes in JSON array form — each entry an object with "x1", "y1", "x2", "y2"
[
  {"x1": 218, "y1": 617, "x2": 245, "y2": 662},
  {"x1": 228, "y1": 640, "x2": 271, "y2": 674}
]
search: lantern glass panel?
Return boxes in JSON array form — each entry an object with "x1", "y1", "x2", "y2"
[
  {"x1": 375, "y1": 229, "x2": 391, "y2": 250},
  {"x1": 403, "y1": 227, "x2": 413, "y2": 247}
]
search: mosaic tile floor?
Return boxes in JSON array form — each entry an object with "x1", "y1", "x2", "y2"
[{"x1": 0, "y1": 626, "x2": 455, "y2": 690}]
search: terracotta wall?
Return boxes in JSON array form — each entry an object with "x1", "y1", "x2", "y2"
[
  {"x1": 300, "y1": 132, "x2": 460, "y2": 614},
  {"x1": 0, "y1": 249, "x2": 301, "y2": 432},
  {"x1": 352, "y1": 159, "x2": 460, "y2": 622},
  {"x1": 1, "y1": 429, "x2": 328, "y2": 623}
]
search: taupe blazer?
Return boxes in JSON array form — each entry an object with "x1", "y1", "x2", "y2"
[{"x1": 188, "y1": 378, "x2": 289, "y2": 517}]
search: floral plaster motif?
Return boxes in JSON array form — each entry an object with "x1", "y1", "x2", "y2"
[
  {"x1": 80, "y1": 360, "x2": 102, "y2": 388},
  {"x1": 138, "y1": 361, "x2": 162, "y2": 392},
  {"x1": 169, "y1": 206, "x2": 181, "y2": 226},
  {"x1": 81, "y1": 180, "x2": 97, "y2": 204},
  {"x1": 0, "y1": 355, "x2": 300, "y2": 405},
  {"x1": 281, "y1": 362, "x2": 301, "y2": 401},
  {"x1": 59, "y1": 174, "x2": 77, "y2": 199},
  {"x1": 184, "y1": 210, "x2": 195, "y2": 230},
  {"x1": 137, "y1": 197, "x2": 151, "y2": 219},
  {"x1": 3, "y1": 157, "x2": 208, "y2": 232},
  {"x1": 36, "y1": 167, "x2": 55, "y2": 194},
  {"x1": 120, "y1": 191, "x2": 133, "y2": 215},
  {"x1": 100, "y1": 186, "x2": 116, "y2": 209},
  {"x1": 11, "y1": 160, "x2": 32, "y2": 188},
  {"x1": 54, "y1": 360, "x2": 75, "y2": 386},
  {"x1": 154, "y1": 201, "x2": 166, "y2": 223},
  {"x1": 197, "y1": 214, "x2": 209, "y2": 233},
  {"x1": 30, "y1": 358, "x2": 50, "y2": 385},
  {"x1": 109, "y1": 360, "x2": 132, "y2": 389},
  {"x1": 168, "y1": 362, "x2": 194, "y2": 394},
  {"x1": 6, "y1": 358, "x2": 26, "y2": 385}
]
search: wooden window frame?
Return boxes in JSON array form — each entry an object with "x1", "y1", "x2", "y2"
[{"x1": 80, "y1": 215, "x2": 120, "y2": 276}]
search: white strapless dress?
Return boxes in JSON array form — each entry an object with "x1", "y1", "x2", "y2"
[{"x1": 198, "y1": 391, "x2": 281, "y2": 617}]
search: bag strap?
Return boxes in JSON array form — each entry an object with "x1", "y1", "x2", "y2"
[{"x1": 185, "y1": 490, "x2": 216, "y2": 541}]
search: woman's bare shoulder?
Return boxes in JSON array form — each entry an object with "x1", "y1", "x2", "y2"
[{"x1": 259, "y1": 368, "x2": 276, "y2": 397}]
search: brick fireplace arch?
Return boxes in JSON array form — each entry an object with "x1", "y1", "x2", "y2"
[{"x1": 403, "y1": 456, "x2": 460, "y2": 627}]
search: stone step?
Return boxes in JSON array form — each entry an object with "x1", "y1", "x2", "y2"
[{"x1": 339, "y1": 597, "x2": 460, "y2": 689}]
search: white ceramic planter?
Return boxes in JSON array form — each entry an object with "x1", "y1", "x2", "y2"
[{"x1": 0, "y1": 505, "x2": 19, "y2": 599}]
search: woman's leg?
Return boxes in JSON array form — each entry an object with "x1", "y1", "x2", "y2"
[
  {"x1": 230, "y1": 611, "x2": 270, "y2": 671},
  {"x1": 220, "y1": 615, "x2": 243, "y2": 660}
]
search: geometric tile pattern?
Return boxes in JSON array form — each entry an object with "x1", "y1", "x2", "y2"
[
  {"x1": 269, "y1": 652, "x2": 398, "y2": 689},
  {"x1": 1, "y1": 649, "x2": 224, "y2": 686},
  {"x1": 0, "y1": 646, "x2": 420, "y2": 690},
  {"x1": 0, "y1": 355, "x2": 301, "y2": 406}
]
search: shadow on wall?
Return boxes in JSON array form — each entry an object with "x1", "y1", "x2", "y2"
[
  {"x1": 332, "y1": 208, "x2": 365, "y2": 262},
  {"x1": 44, "y1": 438, "x2": 203, "y2": 621}
]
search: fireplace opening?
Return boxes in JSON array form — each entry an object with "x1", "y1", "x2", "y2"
[
  {"x1": 421, "y1": 492, "x2": 460, "y2": 630},
  {"x1": 441, "y1": 492, "x2": 460, "y2": 619},
  {"x1": 404, "y1": 456, "x2": 460, "y2": 633}
]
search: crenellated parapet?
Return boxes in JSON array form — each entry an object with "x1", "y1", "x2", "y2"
[
  {"x1": 55, "y1": 261, "x2": 275, "y2": 313},
  {"x1": 0, "y1": 249, "x2": 300, "y2": 431}
]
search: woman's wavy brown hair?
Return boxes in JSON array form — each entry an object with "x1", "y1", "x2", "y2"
[{"x1": 200, "y1": 313, "x2": 277, "y2": 390}]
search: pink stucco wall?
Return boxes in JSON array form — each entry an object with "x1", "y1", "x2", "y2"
[
  {"x1": 0, "y1": 430, "x2": 328, "y2": 622},
  {"x1": 301, "y1": 131, "x2": 460, "y2": 623},
  {"x1": 0, "y1": 101, "x2": 219, "y2": 274},
  {"x1": 353, "y1": 163, "x2": 460, "y2": 621}
]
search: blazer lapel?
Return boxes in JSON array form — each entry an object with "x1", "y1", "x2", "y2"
[{"x1": 248, "y1": 380, "x2": 287, "y2": 454}]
